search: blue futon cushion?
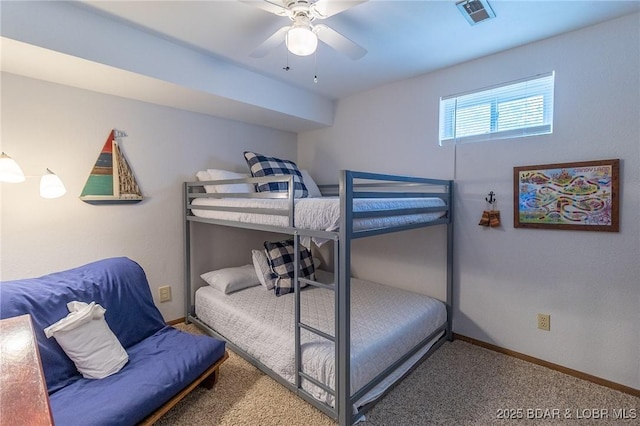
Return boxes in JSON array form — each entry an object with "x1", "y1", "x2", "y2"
[
  {"x1": 0, "y1": 257, "x2": 166, "y2": 393},
  {"x1": 48, "y1": 325, "x2": 225, "y2": 426}
]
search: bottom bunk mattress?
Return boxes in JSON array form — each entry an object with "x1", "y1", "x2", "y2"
[{"x1": 194, "y1": 270, "x2": 446, "y2": 408}]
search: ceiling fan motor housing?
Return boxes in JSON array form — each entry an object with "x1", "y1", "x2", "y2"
[{"x1": 287, "y1": 0, "x2": 322, "y2": 21}]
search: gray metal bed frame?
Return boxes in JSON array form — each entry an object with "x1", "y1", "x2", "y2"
[{"x1": 183, "y1": 170, "x2": 453, "y2": 426}]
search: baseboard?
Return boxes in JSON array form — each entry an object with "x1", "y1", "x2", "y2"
[
  {"x1": 167, "y1": 317, "x2": 185, "y2": 326},
  {"x1": 453, "y1": 333, "x2": 639, "y2": 398}
]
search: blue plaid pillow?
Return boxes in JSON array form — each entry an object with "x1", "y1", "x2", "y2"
[
  {"x1": 264, "y1": 239, "x2": 315, "y2": 296},
  {"x1": 243, "y1": 151, "x2": 309, "y2": 198}
]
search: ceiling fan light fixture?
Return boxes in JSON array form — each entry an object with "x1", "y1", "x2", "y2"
[{"x1": 286, "y1": 19, "x2": 318, "y2": 56}]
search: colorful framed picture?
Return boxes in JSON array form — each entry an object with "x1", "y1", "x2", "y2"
[{"x1": 514, "y1": 159, "x2": 619, "y2": 232}]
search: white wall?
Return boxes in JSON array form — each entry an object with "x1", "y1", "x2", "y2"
[
  {"x1": 0, "y1": 72, "x2": 297, "y2": 321},
  {"x1": 298, "y1": 14, "x2": 640, "y2": 390}
]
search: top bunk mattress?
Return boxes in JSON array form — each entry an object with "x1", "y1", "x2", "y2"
[
  {"x1": 190, "y1": 196, "x2": 446, "y2": 236},
  {"x1": 194, "y1": 270, "x2": 446, "y2": 408}
]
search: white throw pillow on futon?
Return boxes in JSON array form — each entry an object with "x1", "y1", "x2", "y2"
[
  {"x1": 206, "y1": 169, "x2": 255, "y2": 194},
  {"x1": 201, "y1": 265, "x2": 260, "y2": 294},
  {"x1": 44, "y1": 301, "x2": 128, "y2": 379},
  {"x1": 300, "y1": 170, "x2": 322, "y2": 198},
  {"x1": 252, "y1": 249, "x2": 277, "y2": 290}
]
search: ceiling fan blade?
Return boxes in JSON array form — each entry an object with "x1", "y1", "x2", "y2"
[
  {"x1": 239, "y1": 0, "x2": 288, "y2": 16},
  {"x1": 250, "y1": 26, "x2": 289, "y2": 58},
  {"x1": 311, "y1": 0, "x2": 368, "y2": 19},
  {"x1": 314, "y1": 24, "x2": 367, "y2": 60}
]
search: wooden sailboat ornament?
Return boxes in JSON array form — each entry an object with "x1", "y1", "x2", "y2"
[{"x1": 80, "y1": 129, "x2": 143, "y2": 204}]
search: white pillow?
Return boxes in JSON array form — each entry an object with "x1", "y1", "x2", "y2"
[
  {"x1": 44, "y1": 301, "x2": 128, "y2": 379},
  {"x1": 300, "y1": 170, "x2": 322, "y2": 198},
  {"x1": 252, "y1": 249, "x2": 276, "y2": 290},
  {"x1": 196, "y1": 170, "x2": 216, "y2": 194},
  {"x1": 206, "y1": 169, "x2": 255, "y2": 194},
  {"x1": 201, "y1": 265, "x2": 260, "y2": 294}
]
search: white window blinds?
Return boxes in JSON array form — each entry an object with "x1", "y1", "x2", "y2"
[{"x1": 439, "y1": 72, "x2": 554, "y2": 145}]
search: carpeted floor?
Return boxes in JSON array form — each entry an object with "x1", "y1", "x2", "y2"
[{"x1": 157, "y1": 323, "x2": 638, "y2": 425}]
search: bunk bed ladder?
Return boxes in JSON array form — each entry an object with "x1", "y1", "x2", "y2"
[
  {"x1": 292, "y1": 169, "x2": 356, "y2": 426},
  {"x1": 293, "y1": 234, "x2": 337, "y2": 405},
  {"x1": 294, "y1": 171, "x2": 354, "y2": 425}
]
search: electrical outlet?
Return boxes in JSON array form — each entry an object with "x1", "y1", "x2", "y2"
[
  {"x1": 159, "y1": 286, "x2": 172, "y2": 303},
  {"x1": 537, "y1": 313, "x2": 550, "y2": 331}
]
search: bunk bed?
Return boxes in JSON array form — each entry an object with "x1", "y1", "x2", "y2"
[{"x1": 183, "y1": 168, "x2": 453, "y2": 426}]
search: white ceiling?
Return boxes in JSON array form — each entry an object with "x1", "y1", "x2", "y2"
[
  {"x1": 2, "y1": 1, "x2": 639, "y2": 132},
  {"x1": 76, "y1": 0, "x2": 640, "y2": 99}
]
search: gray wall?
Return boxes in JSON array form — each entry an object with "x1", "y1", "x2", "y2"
[
  {"x1": 0, "y1": 72, "x2": 297, "y2": 321},
  {"x1": 298, "y1": 14, "x2": 640, "y2": 390}
]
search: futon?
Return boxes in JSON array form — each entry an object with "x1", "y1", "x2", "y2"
[{"x1": 0, "y1": 257, "x2": 227, "y2": 426}]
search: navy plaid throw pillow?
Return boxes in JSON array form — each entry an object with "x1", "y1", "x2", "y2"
[
  {"x1": 243, "y1": 151, "x2": 309, "y2": 198},
  {"x1": 264, "y1": 239, "x2": 315, "y2": 296}
]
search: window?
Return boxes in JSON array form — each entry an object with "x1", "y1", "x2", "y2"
[{"x1": 439, "y1": 72, "x2": 554, "y2": 145}]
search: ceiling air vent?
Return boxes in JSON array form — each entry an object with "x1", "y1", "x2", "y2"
[{"x1": 456, "y1": 0, "x2": 496, "y2": 25}]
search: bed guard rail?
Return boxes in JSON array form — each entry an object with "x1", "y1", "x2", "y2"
[
  {"x1": 185, "y1": 175, "x2": 297, "y2": 228},
  {"x1": 328, "y1": 170, "x2": 453, "y2": 240},
  {"x1": 185, "y1": 171, "x2": 452, "y2": 238}
]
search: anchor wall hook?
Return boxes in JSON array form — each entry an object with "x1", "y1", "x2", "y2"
[{"x1": 485, "y1": 191, "x2": 496, "y2": 205}]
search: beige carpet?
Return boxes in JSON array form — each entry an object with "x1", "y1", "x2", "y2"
[{"x1": 158, "y1": 323, "x2": 638, "y2": 425}]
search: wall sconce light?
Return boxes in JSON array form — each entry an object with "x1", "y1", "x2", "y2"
[
  {"x1": 0, "y1": 152, "x2": 26, "y2": 183},
  {"x1": 40, "y1": 169, "x2": 67, "y2": 199},
  {"x1": 0, "y1": 152, "x2": 66, "y2": 199}
]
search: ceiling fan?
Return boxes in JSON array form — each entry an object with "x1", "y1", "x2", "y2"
[{"x1": 241, "y1": 0, "x2": 368, "y2": 60}]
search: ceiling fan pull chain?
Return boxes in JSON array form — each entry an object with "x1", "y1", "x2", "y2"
[
  {"x1": 313, "y1": 49, "x2": 318, "y2": 83},
  {"x1": 283, "y1": 50, "x2": 291, "y2": 71}
]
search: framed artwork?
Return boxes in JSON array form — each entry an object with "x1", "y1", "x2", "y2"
[{"x1": 514, "y1": 159, "x2": 619, "y2": 232}]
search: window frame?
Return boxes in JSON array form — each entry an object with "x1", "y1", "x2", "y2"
[{"x1": 439, "y1": 71, "x2": 555, "y2": 146}]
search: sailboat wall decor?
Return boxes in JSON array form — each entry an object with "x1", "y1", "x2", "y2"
[{"x1": 80, "y1": 129, "x2": 143, "y2": 204}]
